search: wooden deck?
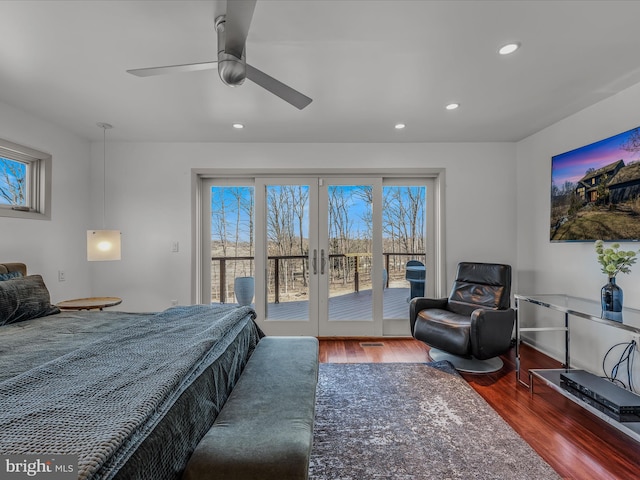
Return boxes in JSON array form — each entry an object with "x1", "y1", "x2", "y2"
[
  {"x1": 269, "y1": 287, "x2": 411, "y2": 321},
  {"x1": 231, "y1": 287, "x2": 413, "y2": 321}
]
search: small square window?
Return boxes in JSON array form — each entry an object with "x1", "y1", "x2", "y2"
[{"x1": 0, "y1": 138, "x2": 51, "y2": 220}]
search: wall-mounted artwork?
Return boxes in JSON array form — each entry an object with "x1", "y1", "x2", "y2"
[{"x1": 550, "y1": 126, "x2": 640, "y2": 242}]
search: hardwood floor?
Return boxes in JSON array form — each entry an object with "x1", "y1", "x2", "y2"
[{"x1": 318, "y1": 338, "x2": 640, "y2": 480}]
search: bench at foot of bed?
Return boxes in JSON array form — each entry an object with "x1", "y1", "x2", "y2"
[{"x1": 182, "y1": 336, "x2": 319, "y2": 480}]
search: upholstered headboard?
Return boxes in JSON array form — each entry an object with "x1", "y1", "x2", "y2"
[{"x1": 0, "y1": 263, "x2": 27, "y2": 276}]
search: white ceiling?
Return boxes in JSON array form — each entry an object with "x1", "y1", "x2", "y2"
[{"x1": 1, "y1": 0, "x2": 640, "y2": 143}]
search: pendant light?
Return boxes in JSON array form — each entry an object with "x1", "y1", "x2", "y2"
[{"x1": 87, "y1": 122, "x2": 121, "y2": 261}]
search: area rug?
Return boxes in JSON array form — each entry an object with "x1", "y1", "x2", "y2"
[{"x1": 308, "y1": 362, "x2": 560, "y2": 480}]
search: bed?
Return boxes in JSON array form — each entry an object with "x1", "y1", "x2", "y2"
[{"x1": 0, "y1": 263, "x2": 263, "y2": 480}]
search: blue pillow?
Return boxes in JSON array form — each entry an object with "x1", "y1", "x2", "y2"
[
  {"x1": 0, "y1": 271, "x2": 22, "y2": 281},
  {"x1": 0, "y1": 275, "x2": 60, "y2": 326}
]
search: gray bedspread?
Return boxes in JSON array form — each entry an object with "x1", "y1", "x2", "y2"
[{"x1": 0, "y1": 304, "x2": 259, "y2": 480}]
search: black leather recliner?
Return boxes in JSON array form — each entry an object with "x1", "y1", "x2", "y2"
[{"x1": 409, "y1": 262, "x2": 514, "y2": 373}]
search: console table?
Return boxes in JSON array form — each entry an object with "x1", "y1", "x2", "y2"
[{"x1": 515, "y1": 294, "x2": 640, "y2": 442}]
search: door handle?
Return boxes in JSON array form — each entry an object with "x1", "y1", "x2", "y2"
[
  {"x1": 321, "y1": 249, "x2": 326, "y2": 275},
  {"x1": 313, "y1": 249, "x2": 318, "y2": 275}
]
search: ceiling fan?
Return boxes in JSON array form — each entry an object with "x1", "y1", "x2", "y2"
[{"x1": 126, "y1": 0, "x2": 312, "y2": 110}]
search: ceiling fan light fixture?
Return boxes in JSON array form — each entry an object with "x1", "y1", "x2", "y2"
[
  {"x1": 218, "y1": 54, "x2": 247, "y2": 86},
  {"x1": 126, "y1": 2, "x2": 312, "y2": 110},
  {"x1": 498, "y1": 42, "x2": 520, "y2": 55}
]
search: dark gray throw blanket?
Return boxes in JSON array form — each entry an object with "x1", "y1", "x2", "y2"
[{"x1": 0, "y1": 304, "x2": 256, "y2": 480}]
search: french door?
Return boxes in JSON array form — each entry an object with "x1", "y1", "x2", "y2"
[
  {"x1": 254, "y1": 177, "x2": 384, "y2": 336},
  {"x1": 202, "y1": 175, "x2": 435, "y2": 337}
]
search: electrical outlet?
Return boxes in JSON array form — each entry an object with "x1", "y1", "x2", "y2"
[
  {"x1": 58, "y1": 270, "x2": 66, "y2": 282},
  {"x1": 632, "y1": 333, "x2": 640, "y2": 351},
  {"x1": 170, "y1": 299, "x2": 178, "y2": 306}
]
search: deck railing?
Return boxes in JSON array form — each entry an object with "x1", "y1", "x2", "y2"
[{"x1": 211, "y1": 252, "x2": 425, "y2": 303}]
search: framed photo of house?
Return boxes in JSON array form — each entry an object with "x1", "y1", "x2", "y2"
[{"x1": 550, "y1": 126, "x2": 640, "y2": 242}]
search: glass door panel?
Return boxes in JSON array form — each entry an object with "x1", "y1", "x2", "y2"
[
  {"x1": 381, "y1": 179, "x2": 434, "y2": 336},
  {"x1": 382, "y1": 185, "x2": 427, "y2": 320},
  {"x1": 204, "y1": 181, "x2": 255, "y2": 305},
  {"x1": 319, "y1": 178, "x2": 383, "y2": 336},
  {"x1": 265, "y1": 184, "x2": 311, "y2": 322},
  {"x1": 327, "y1": 184, "x2": 374, "y2": 321},
  {"x1": 254, "y1": 179, "x2": 319, "y2": 336}
]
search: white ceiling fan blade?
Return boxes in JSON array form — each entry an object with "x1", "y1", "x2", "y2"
[
  {"x1": 246, "y1": 63, "x2": 312, "y2": 110},
  {"x1": 225, "y1": 0, "x2": 257, "y2": 59},
  {"x1": 126, "y1": 61, "x2": 217, "y2": 77}
]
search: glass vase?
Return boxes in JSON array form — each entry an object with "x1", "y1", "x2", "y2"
[{"x1": 601, "y1": 277, "x2": 623, "y2": 321}]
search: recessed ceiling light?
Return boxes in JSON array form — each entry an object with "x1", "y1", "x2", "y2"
[
  {"x1": 232, "y1": 123, "x2": 244, "y2": 129},
  {"x1": 445, "y1": 103, "x2": 459, "y2": 110},
  {"x1": 498, "y1": 43, "x2": 520, "y2": 55},
  {"x1": 395, "y1": 123, "x2": 406, "y2": 129}
]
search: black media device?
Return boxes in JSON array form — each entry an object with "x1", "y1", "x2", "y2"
[{"x1": 560, "y1": 370, "x2": 640, "y2": 422}]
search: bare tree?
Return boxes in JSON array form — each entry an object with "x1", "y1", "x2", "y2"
[
  {"x1": 384, "y1": 187, "x2": 412, "y2": 253},
  {"x1": 267, "y1": 186, "x2": 298, "y2": 295},
  {"x1": 210, "y1": 186, "x2": 255, "y2": 301},
  {"x1": 0, "y1": 158, "x2": 26, "y2": 205},
  {"x1": 382, "y1": 186, "x2": 425, "y2": 275},
  {"x1": 328, "y1": 186, "x2": 357, "y2": 285},
  {"x1": 211, "y1": 189, "x2": 229, "y2": 256},
  {"x1": 353, "y1": 185, "x2": 373, "y2": 245},
  {"x1": 622, "y1": 128, "x2": 640, "y2": 154},
  {"x1": 242, "y1": 188, "x2": 255, "y2": 276},
  {"x1": 291, "y1": 185, "x2": 309, "y2": 286},
  {"x1": 210, "y1": 188, "x2": 229, "y2": 301}
]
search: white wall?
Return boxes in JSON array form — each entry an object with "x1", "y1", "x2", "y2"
[
  {"x1": 0, "y1": 100, "x2": 92, "y2": 302},
  {"x1": 91, "y1": 142, "x2": 518, "y2": 312},
  {"x1": 516, "y1": 81, "x2": 640, "y2": 384}
]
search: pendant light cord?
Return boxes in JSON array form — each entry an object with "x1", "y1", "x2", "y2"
[
  {"x1": 102, "y1": 124, "x2": 106, "y2": 229},
  {"x1": 97, "y1": 122, "x2": 113, "y2": 229}
]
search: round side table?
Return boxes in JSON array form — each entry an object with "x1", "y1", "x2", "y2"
[{"x1": 57, "y1": 297, "x2": 122, "y2": 311}]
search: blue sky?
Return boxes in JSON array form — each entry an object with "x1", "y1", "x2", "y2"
[{"x1": 0, "y1": 157, "x2": 26, "y2": 205}]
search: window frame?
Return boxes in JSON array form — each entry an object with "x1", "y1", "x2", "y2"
[
  {"x1": 193, "y1": 168, "x2": 446, "y2": 306},
  {"x1": 0, "y1": 138, "x2": 51, "y2": 220}
]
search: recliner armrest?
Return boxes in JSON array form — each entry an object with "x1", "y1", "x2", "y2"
[
  {"x1": 469, "y1": 308, "x2": 515, "y2": 360},
  {"x1": 409, "y1": 297, "x2": 448, "y2": 335}
]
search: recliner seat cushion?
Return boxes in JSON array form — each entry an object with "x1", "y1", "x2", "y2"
[{"x1": 414, "y1": 309, "x2": 470, "y2": 357}]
